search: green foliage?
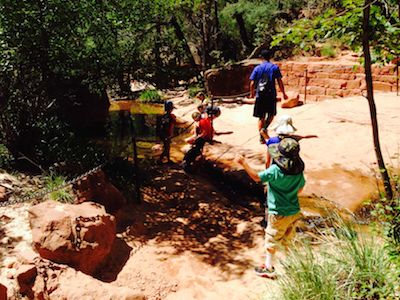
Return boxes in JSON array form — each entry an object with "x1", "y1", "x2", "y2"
[
  {"x1": 44, "y1": 173, "x2": 74, "y2": 203},
  {"x1": 320, "y1": 43, "x2": 338, "y2": 58},
  {"x1": 188, "y1": 85, "x2": 205, "y2": 98},
  {"x1": 371, "y1": 167, "x2": 400, "y2": 264},
  {"x1": 138, "y1": 89, "x2": 162, "y2": 103},
  {"x1": 279, "y1": 218, "x2": 399, "y2": 299},
  {"x1": 271, "y1": 0, "x2": 400, "y2": 62},
  {"x1": 0, "y1": 144, "x2": 13, "y2": 169}
]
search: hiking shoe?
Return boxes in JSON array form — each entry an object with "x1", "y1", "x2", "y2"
[{"x1": 254, "y1": 265, "x2": 276, "y2": 278}]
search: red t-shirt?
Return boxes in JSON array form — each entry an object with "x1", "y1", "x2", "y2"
[{"x1": 199, "y1": 117, "x2": 213, "y2": 141}]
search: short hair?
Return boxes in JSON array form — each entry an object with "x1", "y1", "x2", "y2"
[
  {"x1": 260, "y1": 49, "x2": 272, "y2": 60},
  {"x1": 196, "y1": 92, "x2": 205, "y2": 98},
  {"x1": 192, "y1": 111, "x2": 201, "y2": 120}
]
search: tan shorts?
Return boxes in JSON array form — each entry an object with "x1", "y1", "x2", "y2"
[{"x1": 265, "y1": 212, "x2": 302, "y2": 251}]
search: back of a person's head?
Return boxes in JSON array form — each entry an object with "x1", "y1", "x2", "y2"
[
  {"x1": 197, "y1": 103, "x2": 205, "y2": 112},
  {"x1": 260, "y1": 49, "x2": 272, "y2": 60},
  {"x1": 192, "y1": 111, "x2": 201, "y2": 121},
  {"x1": 206, "y1": 105, "x2": 221, "y2": 118},
  {"x1": 196, "y1": 92, "x2": 206, "y2": 100},
  {"x1": 164, "y1": 100, "x2": 174, "y2": 112}
]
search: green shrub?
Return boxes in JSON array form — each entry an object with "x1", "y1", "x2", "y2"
[
  {"x1": 44, "y1": 173, "x2": 74, "y2": 203},
  {"x1": 138, "y1": 89, "x2": 162, "y2": 102},
  {"x1": 320, "y1": 44, "x2": 336, "y2": 58},
  {"x1": 188, "y1": 86, "x2": 205, "y2": 98},
  {"x1": 371, "y1": 168, "x2": 400, "y2": 266},
  {"x1": 279, "y1": 218, "x2": 399, "y2": 300},
  {"x1": 0, "y1": 144, "x2": 13, "y2": 169}
]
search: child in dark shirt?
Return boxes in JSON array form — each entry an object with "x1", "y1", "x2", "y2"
[{"x1": 157, "y1": 100, "x2": 177, "y2": 164}]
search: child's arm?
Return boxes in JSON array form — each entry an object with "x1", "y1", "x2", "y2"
[
  {"x1": 236, "y1": 155, "x2": 261, "y2": 182},
  {"x1": 291, "y1": 134, "x2": 318, "y2": 141}
]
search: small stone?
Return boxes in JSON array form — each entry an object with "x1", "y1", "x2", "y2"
[{"x1": 0, "y1": 283, "x2": 7, "y2": 300}]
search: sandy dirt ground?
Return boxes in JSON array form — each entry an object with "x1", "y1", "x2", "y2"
[
  {"x1": 174, "y1": 92, "x2": 400, "y2": 212},
  {"x1": 1, "y1": 92, "x2": 399, "y2": 300},
  {"x1": 1, "y1": 165, "x2": 283, "y2": 300}
]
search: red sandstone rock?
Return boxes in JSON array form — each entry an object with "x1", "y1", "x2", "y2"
[
  {"x1": 204, "y1": 61, "x2": 257, "y2": 97},
  {"x1": 16, "y1": 264, "x2": 37, "y2": 298},
  {"x1": 29, "y1": 201, "x2": 116, "y2": 275},
  {"x1": 31, "y1": 266, "x2": 145, "y2": 300},
  {"x1": 73, "y1": 170, "x2": 127, "y2": 213},
  {"x1": 326, "y1": 88, "x2": 344, "y2": 97},
  {"x1": 281, "y1": 92, "x2": 301, "y2": 108},
  {"x1": 379, "y1": 75, "x2": 397, "y2": 84},
  {"x1": 374, "y1": 82, "x2": 393, "y2": 92},
  {"x1": 0, "y1": 186, "x2": 9, "y2": 202},
  {"x1": 292, "y1": 63, "x2": 307, "y2": 72},
  {"x1": 204, "y1": 59, "x2": 396, "y2": 100},
  {"x1": 0, "y1": 283, "x2": 7, "y2": 300},
  {"x1": 307, "y1": 86, "x2": 326, "y2": 95},
  {"x1": 345, "y1": 79, "x2": 362, "y2": 90},
  {"x1": 17, "y1": 249, "x2": 39, "y2": 265}
]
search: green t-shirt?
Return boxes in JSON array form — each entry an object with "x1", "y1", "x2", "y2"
[{"x1": 258, "y1": 164, "x2": 305, "y2": 216}]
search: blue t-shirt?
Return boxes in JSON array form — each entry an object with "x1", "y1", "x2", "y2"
[
  {"x1": 258, "y1": 164, "x2": 305, "y2": 216},
  {"x1": 249, "y1": 62, "x2": 282, "y2": 98}
]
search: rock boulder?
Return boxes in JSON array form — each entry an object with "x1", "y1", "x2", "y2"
[
  {"x1": 73, "y1": 170, "x2": 127, "y2": 213},
  {"x1": 280, "y1": 91, "x2": 303, "y2": 108},
  {"x1": 0, "y1": 283, "x2": 7, "y2": 300},
  {"x1": 15, "y1": 260, "x2": 145, "y2": 300},
  {"x1": 29, "y1": 201, "x2": 116, "y2": 275},
  {"x1": 205, "y1": 59, "x2": 261, "y2": 97}
]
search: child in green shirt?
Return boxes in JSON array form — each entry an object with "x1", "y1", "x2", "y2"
[{"x1": 236, "y1": 137, "x2": 305, "y2": 278}]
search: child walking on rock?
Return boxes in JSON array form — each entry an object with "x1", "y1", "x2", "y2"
[{"x1": 236, "y1": 137, "x2": 305, "y2": 278}]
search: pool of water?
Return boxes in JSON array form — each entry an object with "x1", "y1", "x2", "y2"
[
  {"x1": 109, "y1": 100, "x2": 164, "y2": 141},
  {"x1": 107, "y1": 100, "x2": 189, "y2": 160}
]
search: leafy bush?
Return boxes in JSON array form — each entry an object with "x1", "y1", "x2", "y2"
[
  {"x1": 0, "y1": 144, "x2": 13, "y2": 169},
  {"x1": 320, "y1": 43, "x2": 337, "y2": 58},
  {"x1": 279, "y1": 217, "x2": 399, "y2": 299},
  {"x1": 371, "y1": 168, "x2": 400, "y2": 265},
  {"x1": 44, "y1": 173, "x2": 74, "y2": 203},
  {"x1": 271, "y1": 0, "x2": 399, "y2": 62},
  {"x1": 188, "y1": 86, "x2": 205, "y2": 98},
  {"x1": 138, "y1": 89, "x2": 162, "y2": 102}
]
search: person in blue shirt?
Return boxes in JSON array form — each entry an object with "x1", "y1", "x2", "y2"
[{"x1": 249, "y1": 49, "x2": 288, "y2": 144}]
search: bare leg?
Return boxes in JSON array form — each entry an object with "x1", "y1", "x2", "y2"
[
  {"x1": 265, "y1": 248, "x2": 276, "y2": 270},
  {"x1": 265, "y1": 114, "x2": 274, "y2": 130},
  {"x1": 158, "y1": 138, "x2": 171, "y2": 163},
  {"x1": 258, "y1": 117, "x2": 265, "y2": 132},
  {"x1": 258, "y1": 117, "x2": 265, "y2": 144}
]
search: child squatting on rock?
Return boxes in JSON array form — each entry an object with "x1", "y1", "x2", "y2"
[{"x1": 236, "y1": 137, "x2": 305, "y2": 278}]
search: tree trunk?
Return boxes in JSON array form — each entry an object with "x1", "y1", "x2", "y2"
[
  {"x1": 234, "y1": 13, "x2": 252, "y2": 52},
  {"x1": 247, "y1": 41, "x2": 269, "y2": 59},
  {"x1": 362, "y1": 0, "x2": 393, "y2": 199},
  {"x1": 169, "y1": 15, "x2": 197, "y2": 67},
  {"x1": 213, "y1": 0, "x2": 220, "y2": 50},
  {"x1": 201, "y1": 6, "x2": 209, "y2": 69}
]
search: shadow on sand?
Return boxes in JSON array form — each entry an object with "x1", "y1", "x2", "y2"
[{"x1": 117, "y1": 163, "x2": 265, "y2": 276}]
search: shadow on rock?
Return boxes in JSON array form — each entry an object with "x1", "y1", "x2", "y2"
[{"x1": 95, "y1": 237, "x2": 132, "y2": 282}]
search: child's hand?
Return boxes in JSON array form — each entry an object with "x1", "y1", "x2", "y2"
[
  {"x1": 283, "y1": 92, "x2": 288, "y2": 100},
  {"x1": 235, "y1": 154, "x2": 245, "y2": 165}
]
